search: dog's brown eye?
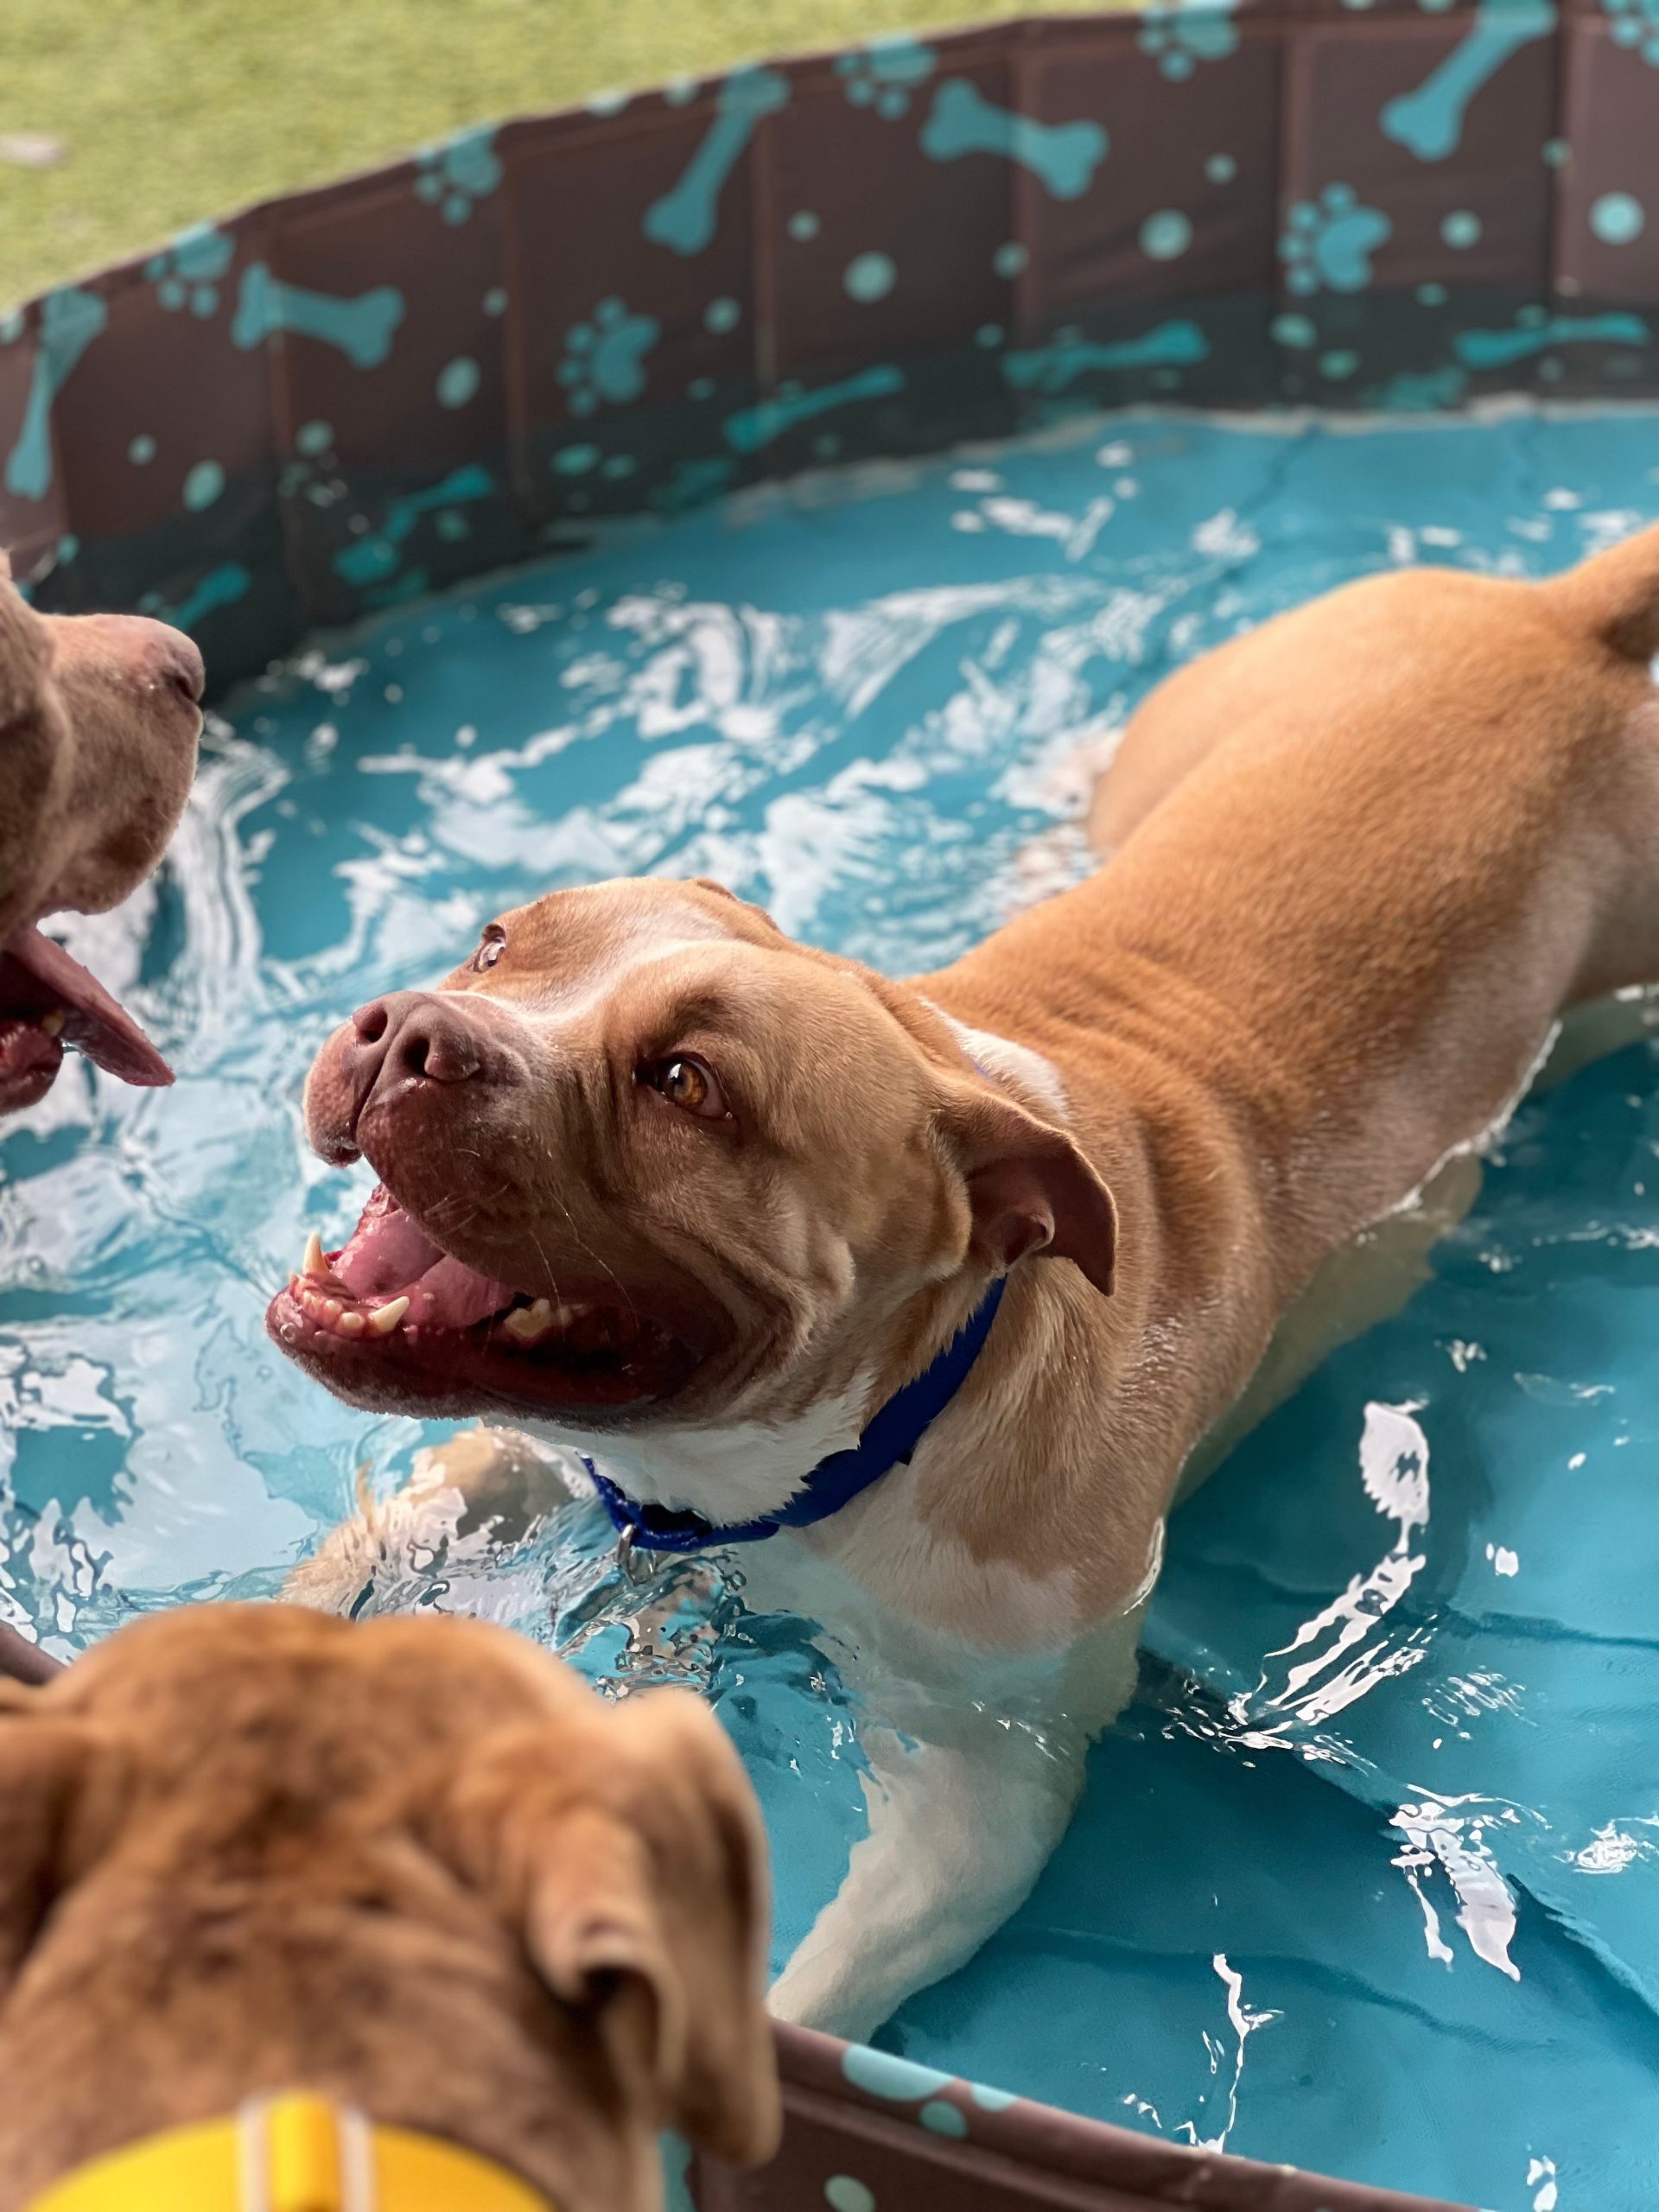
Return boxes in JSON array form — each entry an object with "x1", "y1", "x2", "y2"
[
  {"x1": 639, "y1": 1055, "x2": 729, "y2": 1121},
  {"x1": 474, "y1": 926, "x2": 505, "y2": 973}
]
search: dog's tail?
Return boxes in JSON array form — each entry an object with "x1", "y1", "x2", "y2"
[{"x1": 1546, "y1": 520, "x2": 1659, "y2": 664}]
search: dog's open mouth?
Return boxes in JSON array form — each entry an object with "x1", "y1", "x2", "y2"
[
  {"x1": 264, "y1": 1183, "x2": 711, "y2": 1420},
  {"x1": 0, "y1": 922, "x2": 173, "y2": 1112}
]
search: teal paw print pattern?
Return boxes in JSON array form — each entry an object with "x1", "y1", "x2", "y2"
[
  {"x1": 414, "y1": 127, "x2": 504, "y2": 225},
  {"x1": 144, "y1": 225, "x2": 234, "y2": 318},
  {"x1": 834, "y1": 39, "x2": 938, "y2": 118},
  {"x1": 1605, "y1": 0, "x2": 1659, "y2": 63},
  {"x1": 1137, "y1": 0, "x2": 1240, "y2": 81},
  {"x1": 1279, "y1": 184, "x2": 1391, "y2": 295},
  {"x1": 557, "y1": 298, "x2": 661, "y2": 415}
]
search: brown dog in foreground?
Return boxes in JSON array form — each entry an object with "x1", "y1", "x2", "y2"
[
  {"x1": 270, "y1": 521, "x2": 1659, "y2": 2040},
  {"x1": 0, "y1": 1604, "x2": 779, "y2": 2212},
  {"x1": 0, "y1": 550, "x2": 203, "y2": 1115}
]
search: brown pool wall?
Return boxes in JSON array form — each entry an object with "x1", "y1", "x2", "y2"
[
  {"x1": 3, "y1": 3, "x2": 1643, "y2": 2202},
  {"x1": 2, "y1": 0, "x2": 1655, "y2": 702}
]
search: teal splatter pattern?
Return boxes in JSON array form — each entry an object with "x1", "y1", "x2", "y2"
[
  {"x1": 1137, "y1": 0, "x2": 1240, "y2": 81},
  {"x1": 144, "y1": 226, "x2": 235, "y2": 318},
  {"x1": 1279, "y1": 184, "x2": 1392, "y2": 294},
  {"x1": 835, "y1": 39, "x2": 938, "y2": 118},
  {"x1": 558, "y1": 300, "x2": 661, "y2": 416},
  {"x1": 414, "y1": 126, "x2": 503, "y2": 225}
]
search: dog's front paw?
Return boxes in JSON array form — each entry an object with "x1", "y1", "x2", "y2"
[{"x1": 281, "y1": 1427, "x2": 582, "y2": 1615}]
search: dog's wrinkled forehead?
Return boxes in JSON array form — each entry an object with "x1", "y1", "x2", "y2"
[
  {"x1": 441, "y1": 880, "x2": 857, "y2": 1070},
  {"x1": 437, "y1": 876, "x2": 934, "y2": 1129},
  {"x1": 463, "y1": 878, "x2": 768, "y2": 1007},
  {"x1": 50, "y1": 1605, "x2": 574, "y2": 1773}
]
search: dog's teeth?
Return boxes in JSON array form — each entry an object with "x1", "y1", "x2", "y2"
[
  {"x1": 553, "y1": 1300, "x2": 590, "y2": 1326},
  {"x1": 367, "y1": 1296, "x2": 409, "y2": 1336},
  {"x1": 337, "y1": 1310, "x2": 365, "y2": 1338},
  {"x1": 502, "y1": 1298, "x2": 556, "y2": 1344},
  {"x1": 39, "y1": 1009, "x2": 65, "y2": 1038},
  {"x1": 302, "y1": 1230, "x2": 328, "y2": 1281},
  {"x1": 322, "y1": 1299, "x2": 342, "y2": 1323}
]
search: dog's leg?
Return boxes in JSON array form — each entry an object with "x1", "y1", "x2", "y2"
[
  {"x1": 281, "y1": 1427, "x2": 581, "y2": 1613},
  {"x1": 766, "y1": 1718, "x2": 1081, "y2": 2041},
  {"x1": 767, "y1": 1612, "x2": 1140, "y2": 2044}
]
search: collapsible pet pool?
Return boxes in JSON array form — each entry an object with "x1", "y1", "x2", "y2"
[{"x1": 5, "y1": 8, "x2": 1659, "y2": 2208}]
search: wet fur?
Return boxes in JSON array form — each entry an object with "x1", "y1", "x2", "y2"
[{"x1": 286, "y1": 525, "x2": 1659, "y2": 2039}]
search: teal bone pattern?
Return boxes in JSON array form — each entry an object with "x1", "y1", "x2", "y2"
[
  {"x1": 4, "y1": 287, "x2": 108, "y2": 500},
  {"x1": 1001, "y1": 321, "x2": 1211, "y2": 395},
  {"x1": 724, "y1": 365, "x2": 906, "y2": 454},
  {"x1": 137, "y1": 562, "x2": 252, "y2": 632},
  {"x1": 334, "y1": 465, "x2": 494, "y2": 585},
  {"x1": 232, "y1": 265, "x2": 405, "y2": 368},
  {"x1": 1381, "y1": 0, "x2": 1556, "y2": 162},
  {"x1": 1454, "y1": 311, "x2": 1652, "y2": 367},
  {"x1": 8, "y1": 3, "x2": 1659, "y2": 671},
  {"x1": 645, "y1": 68, "x2": 791, "y2": 256},
  {"x1": 920, "y1": 80, "x2": 1107, "y2": 200}
]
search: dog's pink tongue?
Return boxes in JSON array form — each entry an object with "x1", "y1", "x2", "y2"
[
  {"x1": 332, "y1": 1186, "x2": 446, "y2": 1293},
  {"x1": 332, "y1": 1185, "x2": 517, "y2": 1327},
  {"x1": 0, "y1": 925, "x2": 173, "y2": 1087}
]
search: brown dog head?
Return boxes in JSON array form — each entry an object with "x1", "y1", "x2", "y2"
[
  {"x1": 0, "y1": 551, "x2": 203, "y2": 1111},
  {"x1": 269, "y1": 878, "x2": 1116, "y2": 1517},
  {"x1": 0, "y1": 1605, "x2": 779, "y2": 2206}
]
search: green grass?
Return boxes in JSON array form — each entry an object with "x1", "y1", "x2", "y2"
[{"x1": 1, "y1": 0, "x2": 1109, "y2": 307}]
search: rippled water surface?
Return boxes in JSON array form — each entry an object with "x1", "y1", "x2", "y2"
[{"x1": 10, "y1": 406, "x2": 1659, "y2": 2211}]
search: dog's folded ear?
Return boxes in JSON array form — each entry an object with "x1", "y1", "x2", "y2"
[
  {"x1": 938, "y1": 1082, "x2": 1119, "y2": 1296},
  {"x1": 433, "y1": 1687, "x2": 781, "y2": 2168},
  {"x1": 0, "y1": 1687, "x2": 113, "y2": 2003}
]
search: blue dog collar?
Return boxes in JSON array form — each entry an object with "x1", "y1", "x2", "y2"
[{"x1": 583, "y1": 1274, "x2": 1007, "y2": 1556}]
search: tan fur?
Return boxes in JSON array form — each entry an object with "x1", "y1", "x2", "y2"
[
  {"x1": 282, "y1": 524, "x2": 1659, "y2": 2035},
  {"x1": 0, "y1": 1604, "x2": 779, "y2": 2212},
  {"x1": 292, "y1": 535, "x2": 1659, "y2": 1599},
  {"x1": 0, "y1": 550, "x2": 202, "y2": 952}
]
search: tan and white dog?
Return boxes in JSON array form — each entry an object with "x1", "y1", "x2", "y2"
[{"x1": 270, "y1": 522, "x2": 1659, "y2": 2040}]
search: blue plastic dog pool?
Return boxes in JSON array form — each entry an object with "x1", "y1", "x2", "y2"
[{"x1": 7, "y1": 404, "x2": 1659, "y2": 2212}]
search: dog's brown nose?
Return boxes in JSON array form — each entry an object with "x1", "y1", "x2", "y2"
[
  {"x1": 118, "y1": 615, "x2": 204, "y2": 707},
  {"x1": 306, "y1": 989, "x2": 521, "y2": 1164},
  {"x1": 352, "y1": 992, "x2": 483, "y2": 1087},
  {"x1": 142, "y1": 622, "x2": 206, "y2": 707}
]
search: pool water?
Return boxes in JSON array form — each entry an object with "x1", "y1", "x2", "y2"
[{"x1": 9, "y1": 404, "x2": 1659, "y2": 2212}]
